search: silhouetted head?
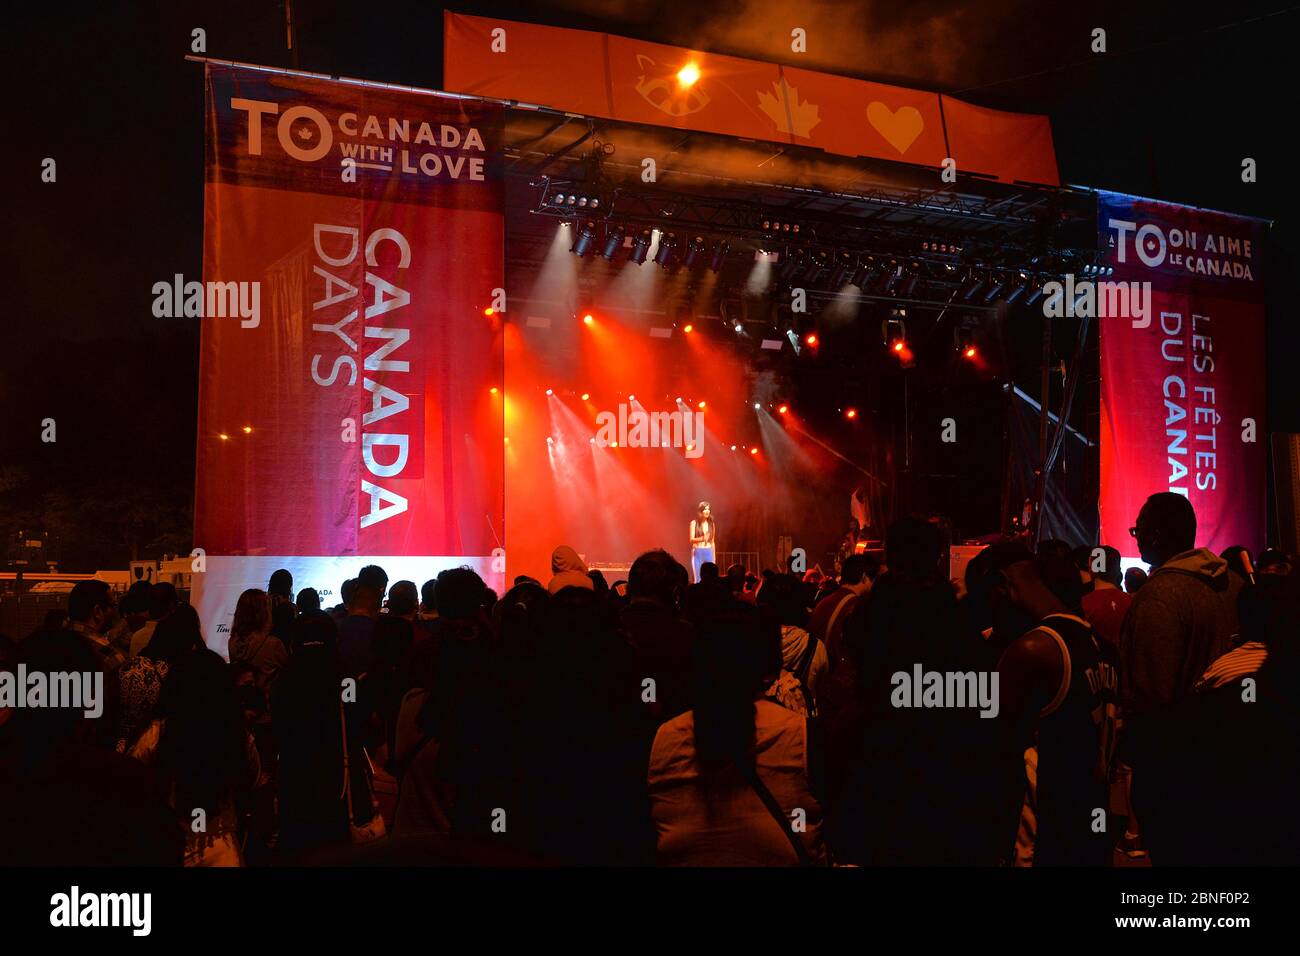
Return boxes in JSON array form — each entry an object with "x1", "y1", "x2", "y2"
[{"x1": 1134, "y1": 493, "x2": 1197, "y2": 568}]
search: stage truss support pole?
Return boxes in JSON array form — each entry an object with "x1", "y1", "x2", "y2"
[
  {"x1": 994, "y1": 303, "x2": 1016, "y2": 536},
  {"x1": 1031, "y1": 311, "x2": 1053, "y2": 545}
]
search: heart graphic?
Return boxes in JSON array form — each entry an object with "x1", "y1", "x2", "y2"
[{"x1": 866, "y1": 102, "x2": 923, "y2": 155}]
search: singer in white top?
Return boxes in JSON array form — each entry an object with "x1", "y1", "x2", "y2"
[{"x1": 689, "y1": 501, "x2": 716, "y2": 583}]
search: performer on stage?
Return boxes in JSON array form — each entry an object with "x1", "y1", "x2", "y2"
[{"x1": 689, "y1": 501, "x2": 716, "y2": 583}]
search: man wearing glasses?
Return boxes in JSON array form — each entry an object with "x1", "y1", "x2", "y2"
[
  {"x1": 65, "y1": 580, "x2": 126, "y2": 676},
  {"x1": 1118, "y1": 492, "x2": 1243, "y2": 865}
]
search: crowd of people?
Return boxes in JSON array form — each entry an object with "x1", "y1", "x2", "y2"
[{"x1": 1, "y1": 491, "x2": 1296, "y2": 866}]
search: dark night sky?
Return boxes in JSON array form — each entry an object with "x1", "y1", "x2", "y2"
[{"x1": 4, "y1": 1, "x2": 1298, "y2": 566}]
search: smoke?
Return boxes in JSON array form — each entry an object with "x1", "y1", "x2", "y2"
[{"x1": 543, "y1": 0, "x2": 1031, "y2": 89}]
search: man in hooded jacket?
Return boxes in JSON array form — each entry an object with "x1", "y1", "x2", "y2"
[{"x1": 1119, "y1": 492, "x2": 1244, "y2": 864}]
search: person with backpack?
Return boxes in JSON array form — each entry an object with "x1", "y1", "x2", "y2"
[
  {"x1": 648, "y1": 605, "x2": 826, "y2": 866},
  {"x1": 757, "y1": 573, "x2": 829, "y2": 717}
]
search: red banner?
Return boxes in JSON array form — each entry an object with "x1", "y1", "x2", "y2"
[
  {"x1": 442, "y1": 12, "x2": 1057, "y2": 184},
  {"x1": 1098, "y1": 191, "x2": 1267, "y2": 559},
  {"x1": 194, "y1": 65, "x2": 504, "y2": 652}
]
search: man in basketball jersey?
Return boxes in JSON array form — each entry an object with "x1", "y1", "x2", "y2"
[{"x1": 994, "y1": 552, "x2": 1119, "y2": 866}]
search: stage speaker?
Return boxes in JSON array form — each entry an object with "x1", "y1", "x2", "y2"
[{"x1": 1271, "y1": 432, "x2": 1300, "y2": 555}]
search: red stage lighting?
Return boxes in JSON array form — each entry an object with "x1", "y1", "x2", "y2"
[
  {"x1": 490, "y1": 386, "x2": 499, "y2": 395},
  {"x1": 777, "y1": 404, "x2": 789, "y2": 415},
  {"x1": 892, "y1": 339, "x2": 905, "y2": 353},
  {"x1": 583, "y1": 313, "x2": 594, "y2": 325},
  {"x1": 580, "y1": 392, "x2": 590, "y2": 401},
  {"x1": 683, "y1": 323, "x2": 694, "y2": 333},
  {"x1": 804, "y1": 333, "x2": 817, "y2": 347},
  {"x1": 483, "y1": 307, "x2": 495, "y2": 316},
  {"x1": 677, "y1": 62, "x2": 701, "y2": 87},
  {"x1": 750, "y1": 447, "x2": 759, "y2": 455},
  {"x1": 545, "y1": 388, "x2": 553, "y2": 396},
  {"x1": 697, "y1": 400, "x2": 706, "y2": 409},
  {"x1": 964, "y1": 346, "x2": 977, "y2": 360},
  {"x1": 242, "y1": 426, "x2": 252, "y2": 434},
  {"x1": 845, "y1": 408, "x2": 858, "y2": 420}
]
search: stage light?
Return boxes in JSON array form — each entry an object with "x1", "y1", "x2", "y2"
[
  {"x1": 851, "y1": 256, "x2": 879, "y2": 289},
  {"x1": 677, "y1": 62, "x2": 701, "y2": 87},
  {"x1": 546, "y1": 436, "x2": 555, "y2": 445},
  {"x1": 961, "y1": 273, "x2": 986, "y2": 302},
  {"x1": 571, "y1": 220, "x2": 598, "y2": 257},
  {"x1": 984, "y1": 275, "x2": 1007, "y2": 302},
  {"x1": 628, "y1": 394, "x2": 636, "y2": 402},
  {"x1": 589, "y1": 437, "x2": 596, "y2": 444},
  {"x1": 750, "y1": 447, "x2": 759, "y2": 455},
  {"x1": 600, "y1": 225, "x2": 626, "y2": 260},
  {"x1": 243, "y1": 426, "x2": 252, "y2": 434},
  {"x1": 1024, "y1": 285, "x2": 1046, "y2": 307},
  {"x1": 580, "y1": 392, "x2": 590, "y2": 401},
  {"x1": 219, "y1": 433, "x2": 229, "y2": 440},
  {"x1": 545, "y1": 388, "x2": 554, "y2": 396},
  {"x1": 1004, "y1": 282, "x2": 1027, "y2": 304},
  {"x1": 845, "y1": 408, "x2": 858, "y2": 419},
  {"x1": 753, "y1": 402, "x2": 761, "y2": 410},
  {"x1": 778, "y1": 404, "x2": 789, "y2": 415},
  {"x1": 709, "y1": 241, "x2": 729, "y2": 273},
  {"x1": 777, "y1": 248, "x2": 806, "y2": 284},
  {"x1": 504, "y1": 436, "x2": 510, "y2": 444},
  {"x1": 734, "y1": 323, "x2": 744, "y2": 333},
  {"x1": 686, "y1": 443, "x2": 696, "y2": 454},
  {"x1": 630, "y1": 229, "x2": 652, "y2": 265},
  {"x1": 806, "y1": 250, "x2": 830, "y2": 285},
  {"x1": 682, "y1": 235, "x2": 707, "y2": 269},
  {"x1": 829, "y1": 251, "x2": 855, "y2": 288},
  {"x1": 964, "y1": 346, "x2": 978, "y2": 359},
  {"x1": 483, "y1": 307, "x2": 495, "y2": 316},
  {"x1": 583, "y1": 313, "x2": 594, "y2": 325},
  {"x1": 490, "y1": 386, "x2": 499, "y2": 394},
  {"x1": 730, "y1": 444, "x2": 737, "y2": 451},
  {"x1": 892, "y1": 340, "x2": 905, "y2": 353},
  {"x1": 697, "y1": 401, "x2": 706, "y2": 409},
  {"x1": 683, "y1": 323, "x2": 694, "y2": 333},
  {"x1": 654, "y1": 232, "x2": 678, "y2": 268},
  {"x1": 804, "y1": 333, "x2": 818, "y2": 347},
  {"x1": 676, "y1": 396, "x2": 683, "y2": 404}
]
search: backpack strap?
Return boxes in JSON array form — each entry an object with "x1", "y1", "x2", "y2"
[{"x1": 730, "y1": 753, "x2": 816, "y2": 867}]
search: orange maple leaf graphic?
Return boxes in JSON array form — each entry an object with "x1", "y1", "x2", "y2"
[{"x1": 757, "y1": 81, "x2": 821, "y2": 138}]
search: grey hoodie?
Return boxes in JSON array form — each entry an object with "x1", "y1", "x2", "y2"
[
  {"x1": 1119, "y1": 547, "x2": 1243, "y2": 718},
  {"x1": 548, "y1": 545, "x2": 594, "y2": 595}
]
